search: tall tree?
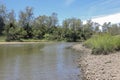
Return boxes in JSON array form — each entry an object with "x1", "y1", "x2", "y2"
[
  {"x1": 82, "y1": 20, "x2": 93, "y2": 40},
  {"x1": 19, "y1": 6, "x2": 34, "y2": 38},
  {"x1": 7, "y1": 10, "x2": 16, "y2": 24},
  {"x1": 108, "y1": 24, "x2": 120, "y2": 35},
  {"x1": 4, "y1": 9, "x2": 20, "y2": 41},
  {"x1": 62, "y1": 18, "x2": 83, "y2": 41},
  {"x1": 0, "y1": 4, "x2": 7, "y2": 35},
  {"x1": 102, "y1": 22, "x2": 111, "y2": 33},
  {"x1": 93, "y1": 22, "x2": 100, "y2": 33},
  {"x1": 50, "y1": 12, "x2": 58, "y2": 27}
]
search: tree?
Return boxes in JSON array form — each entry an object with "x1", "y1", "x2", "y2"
[
  {"x1": 50, "y1": 12, "x2": 58, "y2": 27},
  {"x1": 5, "y1": 23, "x2": 20, "y2": 41},
  {"x1": 82, "y1": 20, "x2": 93, "y2": 40},
  {"x1": 33, "y1": 15, "x2": 49, "y2": 39},
  {"x1": 62, "y1": 18, "x2": 83, "y2": 41},
  {"x1": 4, "y1": 9, "x2": 21, "y2": 41},
  {"x1": 108, "y1": 24, "x2": 120, "y2": 35},
  {"x1": 62, "y1": 20, "x2": 68, "y2": 29},
  {"x1": 19, "y1": 6, "x2": 34, "y2": 39},
  {"x1": 93, "y1": 22, "x2": 100, "y2": 33},
  {"x1": 0, "y1": 4, "x2": 7, "y2": 35},
  {"x1": 102, "y1": 22, "x2": 111, "y2": 33},
  {"x1": 7, "y1": 10, "x2": 16, "y2": 24},
  {"x1": 0, "y1": 16, "x2": 5, "y2": 35}
]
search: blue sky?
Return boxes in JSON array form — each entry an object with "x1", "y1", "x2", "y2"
[{"x1": 1, "y1": 0, "x2": 120, "y2": 23}]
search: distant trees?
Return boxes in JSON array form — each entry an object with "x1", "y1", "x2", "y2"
[
  {"x1": 33, "y1": 13, "x2": 58, "y2": 40},
  {"x1": 62, "y1": 18, "x2": 83, "y2": 41},
  {"x1": 50, "y1": 12, "x2": 58, "y2": 27},
  {"x1": 0, "y1": 4, "x2": 120, "y2": 42},
  {"x1": 82, "y1": 20, "x2": 94, "y2": 40},
  {"x1": 101, "y1": 22, "x2": 120, "y2": 35},
  {"x1": 109, "y1": 24, "x2": 120, "y2": 35},
  {"x1": 19, "y1": 6, "x2": 34, "y2": 39}
]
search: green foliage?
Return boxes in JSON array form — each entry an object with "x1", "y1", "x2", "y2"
[
  {"x1": 19, "y1": 27, "x2": 27, "y2": 38},
  {"x1": 0, "y1": 4, "x2": 95, "y2": 42},
  {"x1": 64, "y1": 30, "x2": 77, "y2": 42},
  {"x1": 44, "y1": 34, "x2": 53, "y2": 40},
  {"x1": 84, "y1": 34, "x2": 120, "y2": 55},
  {"x1": 0, "y1": 36, "x2": 6, "y2": 42},
  {"x1": 0, "y1": 5, "x2": 6, "y2": 35},
  {"x1": 33, "y1": 29, "x2": 43, "y2": 39},
  {"x1": 0, "y1": 16, "x2": 5, "y2": 35},
  {"x1": 1, "y1": 4, "x2": 120, "y2": 43},
  {"x1": 5, "y1": 23, "x2": 21, "y2": 41}
]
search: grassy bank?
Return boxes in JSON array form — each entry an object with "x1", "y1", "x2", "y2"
[
  {"x1": 21, "y1": 39, "x2": 52, "y2": 42},
  {"x1": 0, "y1": 36, "x2": 64, "y2": 42},
  {"x1": 0, "y1": 36, "x2": 6, "y2": 42},
  {"x1": 84, "y1": 34, "x2": 120, "y2": 54}
]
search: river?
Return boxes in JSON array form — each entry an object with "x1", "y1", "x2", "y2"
[{"x1": 0, "y1": 42, "x2": 81, "y2": 80}]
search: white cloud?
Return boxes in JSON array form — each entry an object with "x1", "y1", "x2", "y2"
[
  {"x1": 65, "y1": 0, "x2": 75, "y2": 6},
  {"x1": 91, "y1": 13, "x2": 120, "y2": 25},
  {"x1": 87, "y1": 0, "x2": 120, "y2": 17},
  {"x1": 83, "y1": 13, "x2": 120, "y2": 31}
]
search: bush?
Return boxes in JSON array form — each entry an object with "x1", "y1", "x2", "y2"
[
  {"x1": 84, "y1": 34, "x2": 120, "y2": 55},
  {"x1": 44, "y1": 34, "x2": 55, "y2": 40}
]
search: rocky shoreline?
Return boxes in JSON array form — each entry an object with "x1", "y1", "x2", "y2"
[{"x1": 72, "y1": 43, "x2": 120, "y2": 80}]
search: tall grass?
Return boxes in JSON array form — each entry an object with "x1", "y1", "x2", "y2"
[{"x1": 84, "y1": 34, "x2": 120, "y2": 55}]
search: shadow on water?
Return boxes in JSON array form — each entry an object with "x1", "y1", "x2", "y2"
[{"x1": 0, "y1": 42, "x2": 82, "y2": 80}]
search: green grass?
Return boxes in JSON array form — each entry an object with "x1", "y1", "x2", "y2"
[
  {"x1": 20, "y1": 39, "x2": 62, "y2": 42},
  {"x1": 0, "y1": 36, "x2": 6, "y2": 42},
  {"x1": 0, "y1": 36, "x2": 54, "y2": 42},
  {"x1": 84, "y1": 34, "x2": 120, "y2": 55},
  {"x1": 0, "y1": 36, "x2": 65, "y2": 42}
]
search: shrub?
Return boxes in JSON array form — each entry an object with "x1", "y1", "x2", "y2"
[{"x1": 84, "y1": 34, "x2": 120, "y2": 55}]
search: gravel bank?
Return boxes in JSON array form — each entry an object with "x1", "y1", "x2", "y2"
[{"x1": 72, "y1": 44, "x2": 120, "y2": 80}]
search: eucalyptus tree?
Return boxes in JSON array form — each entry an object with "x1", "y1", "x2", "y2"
[
  {"x1": 7, "y1": 10, "x2": 16, "y2": 24},
  {"x1": 0, "y1": 4, "x2": 7, "y2": 35},
  {"x1": 33, "y1": 15, "x2": 49, "y2": 39},
  {"x1": 102, "y1": 22, "x2": 111, "y2": 33},
  {"x1": 0, "y1": 16, "x2": 4, "y2": 35},
  {"x1": 19, "y1": 6, "x2": 34, "y2": 38},
  {"x1": 93, "y1": 22, "x2": 100, "y2": 33},
  {"x1": 50, "y1": 12, "x2": 58, "y2": 27},
  {"x1": 82, "y1": 20, "x2": 94, "y2": 40},
  {"x1": 5, "y1": 10, "x2": 21, "y2": 41},
  {"x1": 108, "y1": 24, "x2": 120, "y2": 35},
  {"x1": 62, "y1": 18, "x2": 83, "y2": 41}
]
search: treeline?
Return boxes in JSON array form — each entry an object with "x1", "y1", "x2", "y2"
[{"x1": 0, "y1": 4, "x2": 120, "y2": 42}]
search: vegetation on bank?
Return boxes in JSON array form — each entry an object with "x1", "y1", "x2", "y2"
[
  {"x1": 84, "y1": 34, "x2": 120, "y2": 55},
  {"x1": 0, "y1": 4, "x2": 120, "y2": 46},
  {"x1": 0, "y1": 36, "x2": 6, "y2": 42},
  {"x1": 0, "y1": 5, "x2": 94, "y2": 42}
]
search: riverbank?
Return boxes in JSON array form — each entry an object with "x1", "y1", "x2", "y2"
[
  {"x1": 72, "y1": 43, "x2": 120, "y2": 80},
  {"x1": 0, "y1": 39, "x2": 57, "y2": 44},
  {"x1": 0, "y1": 42, "x2": 43, "y2": 44}
]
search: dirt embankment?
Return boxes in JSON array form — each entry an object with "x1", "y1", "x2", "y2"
[{"x1": 72, "y1": 44, "x2": 120, "y2": 80}]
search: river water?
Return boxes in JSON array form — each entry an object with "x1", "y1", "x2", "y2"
[{"x1": 0, "y1": 42, "x2": 81, "y2": 80}]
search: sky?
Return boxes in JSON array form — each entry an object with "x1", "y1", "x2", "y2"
[
  {"x1": 1, "y1": 0, "x2": 120, "y2": 24},
  {"x1": 92, "y1": 13, "x2": 120, "y2": 25}
]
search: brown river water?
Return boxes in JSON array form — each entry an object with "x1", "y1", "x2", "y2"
[{"x1": 0, "y1": 42, "x2": 82, "y2": 80}]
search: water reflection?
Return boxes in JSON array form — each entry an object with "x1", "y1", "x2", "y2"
[{"x1": 0, "y1": 43, "x2": 80, "y2": 80}]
